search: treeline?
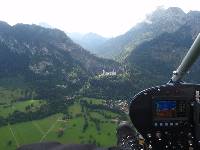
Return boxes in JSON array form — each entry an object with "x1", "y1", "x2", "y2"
[
  {"x1": 79, "y1": 99, "x2": 128, "y2": 133},
  {"x1": 81, "y1": 75, "x2": 139, "y2": 100},
  {"x1": 0, "y1": 99, "x2": 74, "y2": 127},
  {"x1": 80, "y1": 100, "x2": 125, "y2": 116}
]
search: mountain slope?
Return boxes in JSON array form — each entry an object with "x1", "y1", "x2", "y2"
[
  {"x1": 96, "y1": 7, "x2": 186, "y2": 60},
  {"x1": 126, "y1": 10, "x2": 200, "y2": 84},
  {"x1": 68, "y1": 32, "x2": 108, "y2": 54},
  {"x1": 0, "y1": 22, "x2": 120, "y2": 96}
]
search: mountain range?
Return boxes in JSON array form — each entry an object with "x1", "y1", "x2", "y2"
[
  {"x1": 126, "y1": 9, "x2": 200, "y2": 84},
  {"x1": 69, "y1": 7, "x2": 200, "y2": 85},
  {"x1": 1, "y1": 6, "x2": 200, "y2": 100},
  {"x1": 78, "y1": 7, "x2": 191, "y2": 61},
  {"x1": 0, "y1": 21, "x2": 120, "y2": 98},
  {"x1": 68, "y1": 32, "x2": 108, "y2": 54},
  {"x1": 2, "y1": 6, "x2": 200, "y2": 150}
]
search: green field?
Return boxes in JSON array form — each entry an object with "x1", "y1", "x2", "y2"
[
  {"x1": 0, "y1": 98, "x2": 125, "y2": 150},
  {"x1": 68, "y1": 102, "x2": 82, "y2": 116},
  {"x1": 0, "y1": 83, "x2": 41, "y2": 118},
  {"x1": 0, "y1": 100, "x2": 45, "y2": 117},
  {"x1": 81, "y1": 97, "x2": 106, "y2": 105}
]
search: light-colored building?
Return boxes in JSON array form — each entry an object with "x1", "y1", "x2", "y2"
[{"x1": 101, "y1": 69, "x2": 116, "y2": 76}]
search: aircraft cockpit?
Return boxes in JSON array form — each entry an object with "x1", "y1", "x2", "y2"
[{"x1": 129, "y1": 33, "x2": 200, "y2": 149}]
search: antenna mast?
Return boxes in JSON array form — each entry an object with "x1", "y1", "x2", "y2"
[{"x1": 171, "y1": 33, "x2": 200, "y2": 83}]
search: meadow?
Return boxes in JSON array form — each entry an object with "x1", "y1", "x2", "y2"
[
  {"x1": 0, "y1": 98, "x2": 124, "y2": 150},
  {"x1": 0, "y1": 99, "x2": 44, "y2": 117}
]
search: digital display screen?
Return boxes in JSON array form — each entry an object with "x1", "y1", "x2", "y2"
[
  {"x1": 155, "y1": 101, "x2": 176, "y2": 118},
  {"x1": 154, "y1": 100, "x2": 187, "y2": 119}
]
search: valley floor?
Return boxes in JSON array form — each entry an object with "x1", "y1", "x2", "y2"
[{"x1": 0, "y1": 98, "x2": 127, "y2": 150}]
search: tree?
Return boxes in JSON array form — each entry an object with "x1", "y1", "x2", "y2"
[
  {"x1": 107, "y1": 132, "x2": 111, "y2": 136},
  {"x1": 57, "y1": 128, "x2": 64, "y2": 137},
  {"x1": 7, "y1": 140, "x2": 12, "y2": 146}
]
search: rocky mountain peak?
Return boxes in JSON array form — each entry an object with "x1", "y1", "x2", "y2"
[
  {"x1": 184, "y1": 11, "x2": 200, "y2": 38},
  {"x1": 187, "y1": 10, "x2": 200, "y2": 16},
  {"x1": 0, "y1": 21, "x2": 10, "y2": 28},
  {"x1": 186, "y1": 10, "x2": 200, "y2": 22},
  {"x1": 0, "y1": 21, "x2": 11, "y2": 35},
  {"x1": 166, "y1": 7, "x2": 186, "y2": 15},
  {"x1": 147, "y1": 7, "x2": 185, "y2": 23}
]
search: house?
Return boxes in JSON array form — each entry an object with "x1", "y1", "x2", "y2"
[{"x1": 100, "y1": 69, "x2": 116, "y2": 76}]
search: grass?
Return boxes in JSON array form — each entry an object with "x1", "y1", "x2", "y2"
[
  {"x1": 41, "y1": 114, "x2": 118, "y2": 147},
  {"x1": 0, "y1": 100, "x2": 45, "y2": 117},
  {"x1": 0, "y1": 81, "x2": 40, "y2": 118},
  {"x1": 0, "y1": 125, "x2": 17, "y2": 150},
  {"x1": 0, "y1": 114, "x2": 118, "y2": 150},
  {"x1": 0, "y1": 97, "x2": 127, "y2": 150},
  {"x1": 0, "y1": 114, "x2": 62, "y2": 150},
  {"x1": 81, "y1": 97, "x2": 106, "y2": 105},
  {"x1": 68, "y1": 102, "x2": 82, "y2": 117},
  {"x1": 35, "y1": 114, "x2": 62, "y2": 134},
  {"x1": 10, "y1": 122, "x2": 42, "y2": 145}
]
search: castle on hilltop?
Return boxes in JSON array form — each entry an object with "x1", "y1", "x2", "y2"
[{"x1": 100, "y1": 69, "x2": 117, "y2": 76}]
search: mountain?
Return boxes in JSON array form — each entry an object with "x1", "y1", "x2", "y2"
[
  {"x1": 126, "y1": 10, "x2": 200, "y2": 84},
  {"x1": 0, "y1": 21, "x2": 120, "y2": 96},
  {"x1": 68, "y1": 32, "x2": 108, "y2": 54},
  {"x1": 95, "y1": 7, "x2": 186, "y2": 60},
  {"x1": 38, "y1": 22, "x2": 53, "y2": 29}
]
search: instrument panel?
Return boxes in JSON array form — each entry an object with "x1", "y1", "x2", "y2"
[{"x1": 129, "y1": 83, "x2": 200, "y2": 149}]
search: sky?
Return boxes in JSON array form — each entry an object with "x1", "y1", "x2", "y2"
[{"x1": 0, "y1": 0, "x2": 200, "y2": 37}]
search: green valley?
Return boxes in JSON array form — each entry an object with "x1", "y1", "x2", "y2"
[{"x1": 0, "y1": 98, "x2": 128, "y2": 150}]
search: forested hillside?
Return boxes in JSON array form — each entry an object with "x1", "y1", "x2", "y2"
[{"x1": 126, "y1": 10, "x2": 200, "y2": 84}]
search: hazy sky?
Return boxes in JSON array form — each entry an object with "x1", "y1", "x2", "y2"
[{"x1": 0, "y1": 0, "x2": 200, "y2": 37}]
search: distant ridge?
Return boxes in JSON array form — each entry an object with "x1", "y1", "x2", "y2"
[
  {"x1": 68, "y1": 32, "x2": 108, "y2": 54},
  {"x1": 126, "y1": 9, "x2": 200, "y2": 84},
  {"x1": 0, "y1": 22, "x2": 120, "y2": 95},
  {"x1": 95, "y1": 7, "x2": 186, "y2": 60}
]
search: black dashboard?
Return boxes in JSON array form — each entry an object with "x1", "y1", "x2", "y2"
[{"x1": 129, "y1": 83, "x2": 200, "y2": 149}]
